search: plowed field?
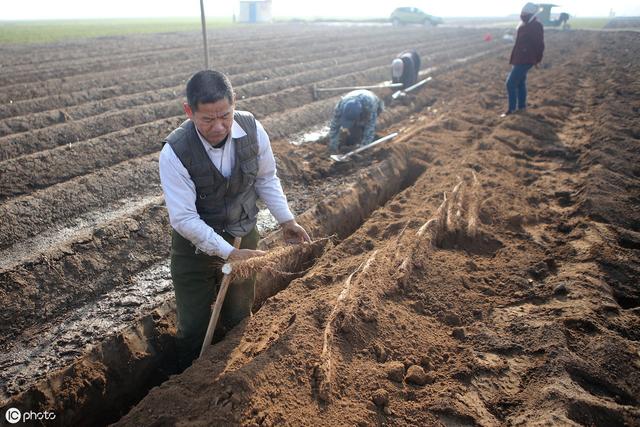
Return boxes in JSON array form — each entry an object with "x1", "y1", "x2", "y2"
[{"x1": 1, "y1": 24, "x2": 639, "y2": 427}]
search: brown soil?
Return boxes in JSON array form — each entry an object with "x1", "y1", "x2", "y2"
[
  {"x1": 0, "y1": 24, "x2": 639, "y2": 427},
  {"x1": 118, "y1": 30, "x2": 640, "y2": 426}
]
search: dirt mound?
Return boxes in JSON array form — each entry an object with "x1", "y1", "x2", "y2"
[{"x1": 115, "y1": 30, "x2": 640, "y2": 426}]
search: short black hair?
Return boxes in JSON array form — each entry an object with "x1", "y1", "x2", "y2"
[{"x1": 186, "y1": 70, "x2": 234, "y2": 111}]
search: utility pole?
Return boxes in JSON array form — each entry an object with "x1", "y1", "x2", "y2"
[{"x1": 200, "y1": 0, "x2": 209, "y2": 69}]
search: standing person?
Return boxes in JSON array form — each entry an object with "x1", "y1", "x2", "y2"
[
  {"x1": 503, "y1": 2, "x2": 545, "y2": 116},
  {"x1": 391, "y1": 50, "x2": 421, "y2": 89},
  {"x1": 159, "y1": 70, "x2": 310, "y2": 370},
  {"x1": 328, "y1": 89, "x2": 384, "y2": 153}
]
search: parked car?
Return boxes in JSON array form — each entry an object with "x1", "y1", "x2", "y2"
[{"x1": 390, "y1": 7, "x2": 443, "y2": 27}]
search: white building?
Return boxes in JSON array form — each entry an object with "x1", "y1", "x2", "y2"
[{"x1": 238, "y1": 0, "x2": 272, "y2": 23}]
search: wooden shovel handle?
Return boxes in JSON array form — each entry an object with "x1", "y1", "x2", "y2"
[{"x1": 199, "y1": 236, "x2": 242, "y2": 358}]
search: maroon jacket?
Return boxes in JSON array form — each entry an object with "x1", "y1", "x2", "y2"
[{"x1": 510, "y1": 18, "x2": 545, "y2": 65}]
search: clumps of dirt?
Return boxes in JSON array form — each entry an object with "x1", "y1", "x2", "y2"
[
  {"x1": 384, "y1": 361, "x2": 405, "y2": 382},
  {"x1": 115, "y1": 29, "x2": 639, "y2": 427},
  {"x1": 405, "y1": 365, "x2": 432, "y2": 386}
]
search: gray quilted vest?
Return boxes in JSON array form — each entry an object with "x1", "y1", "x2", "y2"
[{"x1": 165, "y1": 110, "x2": 259, "y2": 237}]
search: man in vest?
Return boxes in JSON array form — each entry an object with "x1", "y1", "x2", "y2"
[{"x1": 159, "y1": 70, "x2": 310, "y2": 370}]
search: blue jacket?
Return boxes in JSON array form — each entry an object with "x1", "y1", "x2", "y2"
[{"x1": 329, "y1": 90, "x2": 384, "y2": 151}]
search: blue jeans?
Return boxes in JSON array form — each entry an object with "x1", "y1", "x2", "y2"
[{"x1": 506, "y1": 64, "x2": 533, "y2": 112}]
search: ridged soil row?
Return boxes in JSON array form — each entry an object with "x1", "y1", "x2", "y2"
[
  {"x1": 0, "y1": 24, "x2": 391, "y2": 73},
  {"x1": 0, "y1": 141, "x2": 429, "y2": 423},
  {"x1": 0, "y1": 33, "x2": 450, "y2": 160},
  {"x1": 0, "y1": 29, "x2": 474, "y2": 134},
  {"x1": 0, "y1": 47, "x2": 515, "y2": 415},
  {"x1": 0, "y1": 197, "x2": 169, "y2": 347},
  {"x1": 0, "y1": 27, "x2": 453, "y2": 121},
  {"x1": 0, "y1": 27, "x2": 308, "y2": 74},
  {"x1": 0, "y1": 25, "x2": 317, "y2": 66},
  {"x1": 0, "y1": 26, "x2": 439, "y2": 100},
  {"x1": 0, "y1": 25, "x2": 367, "y2": 86},
  {"x1": 0, "y1": 41, "x2": 508, "y2": 254},
  {"x1": 0, "y1": 36, "x2": 491, "y2": 199},
  {"x1": 0, "y1": 31, "x2": 348, "y2": 104},
  {"x1": 0, "y1": 29, "x2": 448, "y2": 145}
]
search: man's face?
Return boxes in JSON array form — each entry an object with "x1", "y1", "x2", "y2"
[{"x1": 184, "y1": 98, "x2": 234, "y2": 145}]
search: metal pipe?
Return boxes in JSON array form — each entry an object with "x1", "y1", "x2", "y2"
[
  {"x1": 392, "y1": 76, "x2": 433, "y2": 99},
  {"x1": 315, "y1": 82, "x2": 403, "y2": 93},
  {"x1": 330, "y1": 132, "x2": 399, "y2": 162},
  {"x1": 404, "y1": 76, "x2": 433, "y2": 93},
  {"x1": 200, "y1": 0, "x2": 209, "y2": 69}
]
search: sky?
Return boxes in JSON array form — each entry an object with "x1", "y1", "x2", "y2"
[{"x1": 2, "y1": 0, "x2": 639, "y2": 20}]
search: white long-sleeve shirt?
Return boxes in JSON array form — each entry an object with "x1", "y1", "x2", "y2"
[{"x1": 159, "y1": 118, "x2": 294, "y2": 259}]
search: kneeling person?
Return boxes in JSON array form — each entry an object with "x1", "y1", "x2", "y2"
[{"x1": 328, "y1": 89, "x2": 384, "y2": 153}]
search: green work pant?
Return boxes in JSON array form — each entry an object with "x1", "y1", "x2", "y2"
[{"x1": 170, "y1": 227, "x2": 259, "y2": 371}]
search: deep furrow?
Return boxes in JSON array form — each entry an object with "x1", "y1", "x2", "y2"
[
  {"x1": 0, "y1": 34, "x2": 483, "y2": 154},
  {"x1": 0, "y1": 29, "x2": 456, "y2": 133},
  {"x1": 0, "y1": 28, "x2": 312, "y2": 74},
  {"x1": 0, "y1": 24, "x2": 378, "y2": 71},
  {"x1": 0, "y1": 29, "x2": 435, "y2": 119},
  {"x1": 0, "y1": 27, "x2": 367, "y2": 86},
  {"x1": 0, "y1": 27, "x2": 437, "y2": 98},
  {"x1": 0, "y1": 28, "x2": 511, "y2": 407},
  {"x1": 0, "y1": 27, "x2": 447, "y2": 117},
  {"x1": 0, "y1": 39, "x2": 492, "y2": 200},
  {"x1": 0, "y1": 43, "x2": 507, "y2": 257}
]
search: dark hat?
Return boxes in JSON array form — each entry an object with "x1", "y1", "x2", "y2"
[{"x1": 340, "y1": 99, "x2": 362, "y2": 129}]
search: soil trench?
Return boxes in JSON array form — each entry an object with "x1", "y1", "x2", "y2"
[
  {"x1": 0, "y1": 142, "x2": 426, "y2": 426},
  {"x1": 116, "y1": 29, "x2": 639, "y2": 427},
  {"x1": 0, "y1": 24, "x2": 639, "y2": 427}
]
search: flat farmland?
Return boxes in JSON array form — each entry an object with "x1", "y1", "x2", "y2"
[{"x1": 0, "y1": 24, "x2": 639, "y2": 426}]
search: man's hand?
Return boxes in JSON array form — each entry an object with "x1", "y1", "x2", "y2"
[
  {"x1": 227, "y1": 248, "x2": 266, "y2": 262},
  {"x1": 281, "y1": 219, "x2": 311, "y2": 245}
]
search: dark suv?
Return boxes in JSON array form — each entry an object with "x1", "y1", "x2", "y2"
[{"x1": 390, "y1": 7, "x2": 443, "y2": 27}]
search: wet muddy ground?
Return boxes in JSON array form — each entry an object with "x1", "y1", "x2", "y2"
[{"x1": 1, "y1": 24, "x2": 639, "y2": 426}]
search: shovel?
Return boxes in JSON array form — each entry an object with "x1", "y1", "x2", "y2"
[
  {"x1": 199, "y1": 236, "x2": 242, "y2": 357},
  {"x1": 330, "y1": 132, "x2": 399, "y2": 162},
  {"x1": 312, "y1": 82, "x2": 403, "y2": 100}
]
